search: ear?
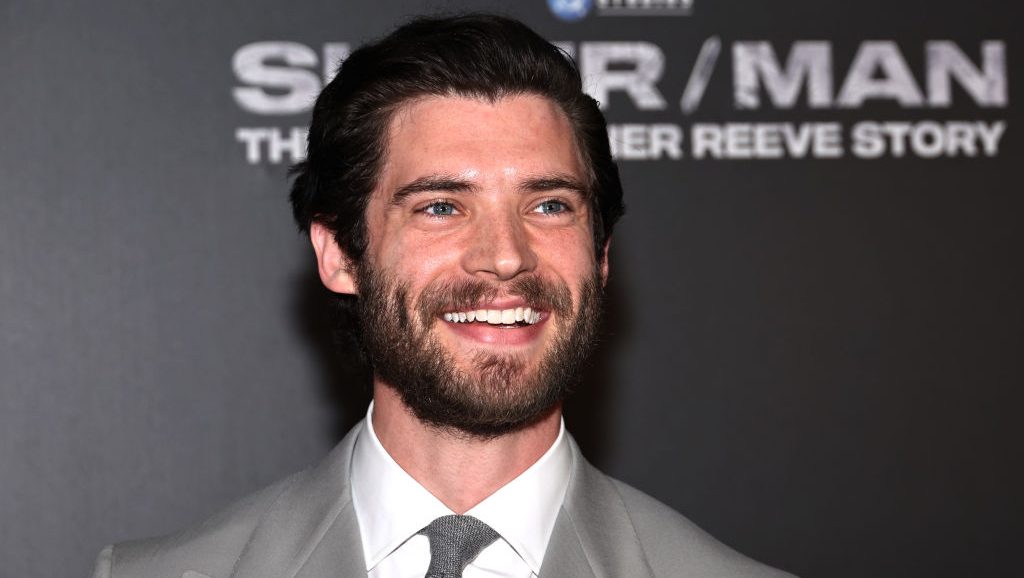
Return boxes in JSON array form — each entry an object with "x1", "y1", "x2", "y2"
[
  {"x1": 599, "y1": 237, "x2": 611, "y2": 287},
  {"x1": 310, "y1": 222, "x2": 357, "y2": 295}
]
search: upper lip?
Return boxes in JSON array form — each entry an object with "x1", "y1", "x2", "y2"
[{"x1": 445, "y1": 297, "x2": 538, "y2": 311}]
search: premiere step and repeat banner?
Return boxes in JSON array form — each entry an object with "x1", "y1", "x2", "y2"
[{"x1": 2, "y1": 1, "x2": 1019, "y2": 577}]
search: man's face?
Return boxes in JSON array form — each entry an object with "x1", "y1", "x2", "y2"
[{"x1": 352, "y1": 94, "x2": 607, "y2": 437}]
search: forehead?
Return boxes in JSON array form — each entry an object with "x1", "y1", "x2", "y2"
[{"x1": 379, "y1": 94, "x2": 583, "y2": 185}]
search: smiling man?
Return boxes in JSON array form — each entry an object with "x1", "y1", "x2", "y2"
[
  {"x1": 94, "y1": 14, "x2": 794, "y2": 578},
  {"x1": 332, "y1": 94, "x2": 604, "y2": 454}
]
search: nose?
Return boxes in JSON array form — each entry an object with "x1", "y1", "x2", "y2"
[{"x1": 462, "y1": 212, "x2": 538, "y2": 281}]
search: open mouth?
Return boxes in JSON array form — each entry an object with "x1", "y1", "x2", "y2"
[{"x1": 442, "y1": 307, "x2": 542, "y2": 326}]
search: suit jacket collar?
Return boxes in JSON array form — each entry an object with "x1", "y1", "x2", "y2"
[
  {"x1": 229, "y1": 426, "x2": 365, "y2": 578},
  {"x1": 229, "y1": 422, "x2": 653, "y2": 578},
  {"x1": 541, "y1": 435, "x2": 656, "y2": 577}
]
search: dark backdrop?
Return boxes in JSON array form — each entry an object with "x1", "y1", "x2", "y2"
[{"x1": 2, "y1": 1, "x2": 1020, "y2": 577}]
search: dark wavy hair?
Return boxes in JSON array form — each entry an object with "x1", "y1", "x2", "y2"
[{"x1": 288, "y1": 13, "x2": 624, "y2": 260}]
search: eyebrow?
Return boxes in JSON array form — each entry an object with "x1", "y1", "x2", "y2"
[
  {"x1": 390, "y1": 174, "x2": 475, "y2": 205},
  {"x1": 390, "y1": 172, "x2": 588, "y2": 205},
  {"x1": 518, "y1": 174, "x2": 589, "y2": 197}
]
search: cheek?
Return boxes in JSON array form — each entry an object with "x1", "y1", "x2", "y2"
[
  {"x1": 533, "y1": 227, "x2": 597, "y2": 272},
  {"x1": 377, "y1": 230, "x2": 460, "y2": 286}
]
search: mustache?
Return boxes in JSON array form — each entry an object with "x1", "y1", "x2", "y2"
[{"x1": 417, "y1": 275, "x2": 573, "y2": 322}]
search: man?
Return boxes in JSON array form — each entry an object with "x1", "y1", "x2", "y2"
[{"x1": 94, "y1": 14, "x2": 795, "y2": 578}]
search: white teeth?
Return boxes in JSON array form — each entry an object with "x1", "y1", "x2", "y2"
[{"x1": 444, "y1": 307, "x2": 542, "y2": 325}]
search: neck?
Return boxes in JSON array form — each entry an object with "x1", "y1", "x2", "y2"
[{"x1": 370, "y1": 382, "x2": 562, "y2": 514}]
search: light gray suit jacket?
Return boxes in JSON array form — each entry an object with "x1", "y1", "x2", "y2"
[{"x1": 93, "y1": 423, "x2": 795, "y2": 577}]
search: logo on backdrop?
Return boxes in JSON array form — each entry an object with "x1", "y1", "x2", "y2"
[
  {"x1": 548, "y1": 0, "x2": 592, "y2": 21},
  {"x1": 548, "y1": 0, "x2": 693, "y2": 21},
  {"x1": 232, "y1": 38, "x2": 1009, "y2": 163}
]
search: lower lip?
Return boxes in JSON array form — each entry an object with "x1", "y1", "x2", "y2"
[{"x1": 439, "y1": 315, "x2": 547, "y2": 346}]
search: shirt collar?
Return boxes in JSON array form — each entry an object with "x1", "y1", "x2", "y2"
[
  {"x1": 351, "y1": 402, "x2": 452, "y2": 570},
  {"x1": 465, "y1": 420, "x2": 570, "y2": 572},
  {"x1": 350, "y1": 401, "x2": 571, "y2": 574}
]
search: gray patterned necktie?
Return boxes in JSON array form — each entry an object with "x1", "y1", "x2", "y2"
[{"x1": 419, "y1": 514, "x2": 500, "y2": 578}]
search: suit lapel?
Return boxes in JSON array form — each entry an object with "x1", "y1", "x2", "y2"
[
  {"x1": 292, "y1": 500, "x2": 365, "y2": 578},
  {"x1": 229, "y1": 425, "x2": 366, "y2": 578},
  {"x1": 540, "y1": 436, "x2": 655, "y2": 578},
  {"x1": 539, "y1": 508, "x2": 595, "y2": 577}
]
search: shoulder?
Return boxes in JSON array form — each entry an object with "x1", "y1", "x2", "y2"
[
  {"x1": 561, "y1": 435, "x2": 797, "y2": 577},
  {"x1": 96, "y1": 474, "x2": 298, "y2": 578},
  {"x1": 94, "y1": 424, "x2": 364, "y2": 578},
  {"x1": 609, "y1": 477, "x2": 797, "y2": 578}
]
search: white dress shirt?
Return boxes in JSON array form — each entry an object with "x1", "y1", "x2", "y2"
[{"x1": 351, "y1": 403, "x2": 571, "y2": 578}]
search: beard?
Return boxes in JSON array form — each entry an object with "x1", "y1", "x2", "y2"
[{"x1": 355, "y1": 263, "x2": 604, "y2": 439}]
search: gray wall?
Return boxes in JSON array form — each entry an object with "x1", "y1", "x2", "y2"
[{"x1": 2, "y1": 1, "x2": 1020, "y2": 577}]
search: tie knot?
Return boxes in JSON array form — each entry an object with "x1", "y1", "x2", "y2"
[{"x1": 420, "y1": 515, "x2": 500, "y2": 578}]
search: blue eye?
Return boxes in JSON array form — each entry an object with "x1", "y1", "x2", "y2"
[
  {"x1": 535, "y1": 200, "x2": 568, "y2": 214},
  {"x1": 423, "y1": 201, "x2": 457, "y2": 216}
]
